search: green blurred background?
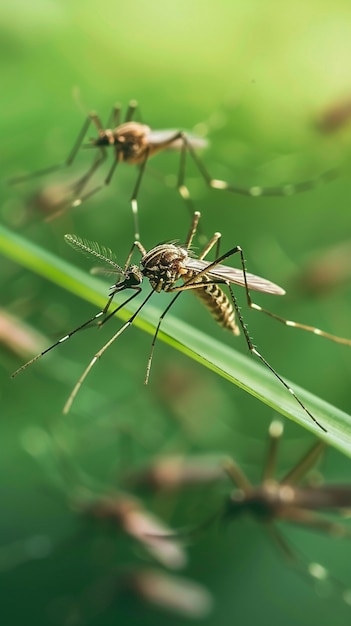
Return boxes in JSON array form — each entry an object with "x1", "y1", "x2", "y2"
[{"x1": 2, "y1": 0, "x2": 351, "y2": 624}]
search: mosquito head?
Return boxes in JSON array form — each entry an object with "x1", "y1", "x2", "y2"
[
  {"x1": 88, "y1": 128, "x2": 115, "y2": 147},
  {"x1": 110, "y1": 264, "x2": 143, "y2": 295}
]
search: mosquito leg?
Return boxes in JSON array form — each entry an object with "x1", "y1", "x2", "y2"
[
  {"x1": 177, "y1": 137, "x2": 197, "y2": 217},
  {"x1": 266, "y1": 523, "x2": 347, "y2": 597},
  {"x1": 144, "y1": 293, "x2": 183, "y2": 385},
  {"x1": 266, "y1": 523, "x2": 302, "y2": 563},
  {"x1": 281, "y1": 440, "x2": 326, "y2": 485},
  {"x1": 71, "y1": 148, "x2": 107, "y2": 199},
  {"x1": 249, "y1": 299, "x2": 351, "y2": 347},
  {"x1": 184, "y1": 211, "x2": 201, "y2": 249},
  {"x1": 279, "y1": 508, "x2": 351, "y2": 537},
  {"x1": 198, "y1": 232, "x2": 222, "y2": 260},
  {"x1": 117, "y1": 240, "x2": 147, "y2": 274},
  {"x1": 124, "y1": 100, "x2": 139, "y2": 122},
  {"x1": 130, "y1": 150, "x2": 150, "y2": 241},
  {"x1": 11, "y1": 294, "x2": 116, "y2": 378},
  {"x1": 181, "y1": 132, "x2": 338, "y2": 197},
  {"x1": 9, "y1": 115, "x2": 93, "y2": 184},
  {"x1": 89, "y1": 111, "x2": 106, "y2": 132},
  {"x1": 42, "y1": 149, "x2": 108, "y2": 222},
  {"x1": 223, "y1": 459, "x2": 253, "y2": 494},
  {"x1": 262, "y1": 420, "x2": 284, "y2": 482},
  {"x1": 63, "y1": 290, "x2": 155, "y2": 414},
  {"x1": 225, "y1": 282, "x2": 327, "y2": 432},
  {"x1": 167, "y1": 245, "x2": 325, "y2": 430},
  {"x1": 97, "y1": 288, "x2": 142, "y2": 328},
  {"x1": 193, "y1": 239, "x2": 351, "y2": 348},
  {"x1": 70, "y1": 157, "x2": 120, "y2": 207},
  {"x1": 106, "y1": 104, "x2": 121, "y2": 129}
]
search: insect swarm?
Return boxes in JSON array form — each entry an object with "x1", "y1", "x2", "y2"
[
  {"x1": 11, "y1": 211, "x2": 351, "y2": 431},
  {"x1": 9, "y1": 100, "x2": 336, "y2": 240}
]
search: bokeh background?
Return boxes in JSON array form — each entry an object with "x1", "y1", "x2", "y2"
[{"x1": 2, "y1": 0, "x2": 351, "y2": 624}]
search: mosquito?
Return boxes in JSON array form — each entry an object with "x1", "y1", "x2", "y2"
[
  {"x1": 315, "y1": 96, "x2": 351, "y2": 133},
  {"x1": 151, "y1": 421, "x2": 351, "y2": 600},
  {"x1": 9, "y1": 100, "x2": 336, "y2": 240},
  {"x1": 11, "y1": 211, "x2": 351, "y2": 429},
  {"x1": 9, "y1": 100, "x2": 207, "y2": 239},
  {"x1": 223, "y1": 420, "x2": 351, "y2": 598}
]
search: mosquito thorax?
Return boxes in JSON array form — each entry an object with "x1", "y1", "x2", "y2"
[
  {"x1": 227, "y1": 482, "x2": 285, "y2": 520},
  {"x1": 141, "y1": 244, "x2": 188, "y2": 292},
  {"x1": 112, "y1": 122, "x2": 150, "y2": 163}
]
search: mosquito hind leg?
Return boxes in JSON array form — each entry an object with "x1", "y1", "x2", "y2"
[{"x1": 181, "y1": 132, "x2": 338, "y2": 198}]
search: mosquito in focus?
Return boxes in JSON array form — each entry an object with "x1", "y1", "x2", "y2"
[
  {"x1": 11, "y1": 211, "x2": 351, "y2": 429},
  {"x1": 9, "y1": 101, "x2": 336, "y2": 240}
]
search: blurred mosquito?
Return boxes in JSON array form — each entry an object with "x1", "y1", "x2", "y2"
[
  {"x1": 9, "y1": 100, "x2": 336, "y2": 240},
  {"x1": 223, "y1": 420, "x2": 351, "y2": 538},
  {"x1": 222, "y1": 421, "x2": 351, "y2": 598},
  {"x1": 315, "y1": 96, "x2": 351, "y2": 133},
  {"x1": 11, "y1": 211, "x2": 351, "y2": 429},
  {"x1": 80, "y1": 493, "x2": 187, "y2": 570},
  {"x1": 9, "y1": 100, "x2": 207, "y2": 239},
  {"x1": 153, "y1": 421, "x2": 351, "y2": 600}
]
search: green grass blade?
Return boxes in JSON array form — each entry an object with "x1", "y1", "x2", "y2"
[{"x1": 1, "y1": 224, "x2": 351, "y2": 453}]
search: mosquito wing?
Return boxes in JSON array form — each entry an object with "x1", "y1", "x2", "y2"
[
  {"x1": 185, "y1": 258, "x2": 285, "y2": 295},
  {"x1": 147, "y1": 129, "x2": 208, "y2": 151},
  {"x1": 65, "y1": 234, "x2": 124, "y2": 275},
  {"x1": 289, "y1": 485, "x2": 351, "y2": 510}
]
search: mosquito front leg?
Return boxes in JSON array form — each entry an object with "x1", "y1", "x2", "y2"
[
  {"x1": 96, "y1": 288, "x2": 142, "y2": 328},
  {"x1": 63, "y1": 290, "x2": 155, "y2": 414},
  {"x1": 11, "y1": 293, "x2": 116, "y2": 379},
  {"x1": 9, "y1": 115, "x2": 93, "y2": 184},
  {"x1": 144, "y1": 293, "x2": 182, "y2": 385}
]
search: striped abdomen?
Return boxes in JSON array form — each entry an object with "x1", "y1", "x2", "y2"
[{"x1": 185, "y1": 273, "x2": 240, "y2": 335}]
